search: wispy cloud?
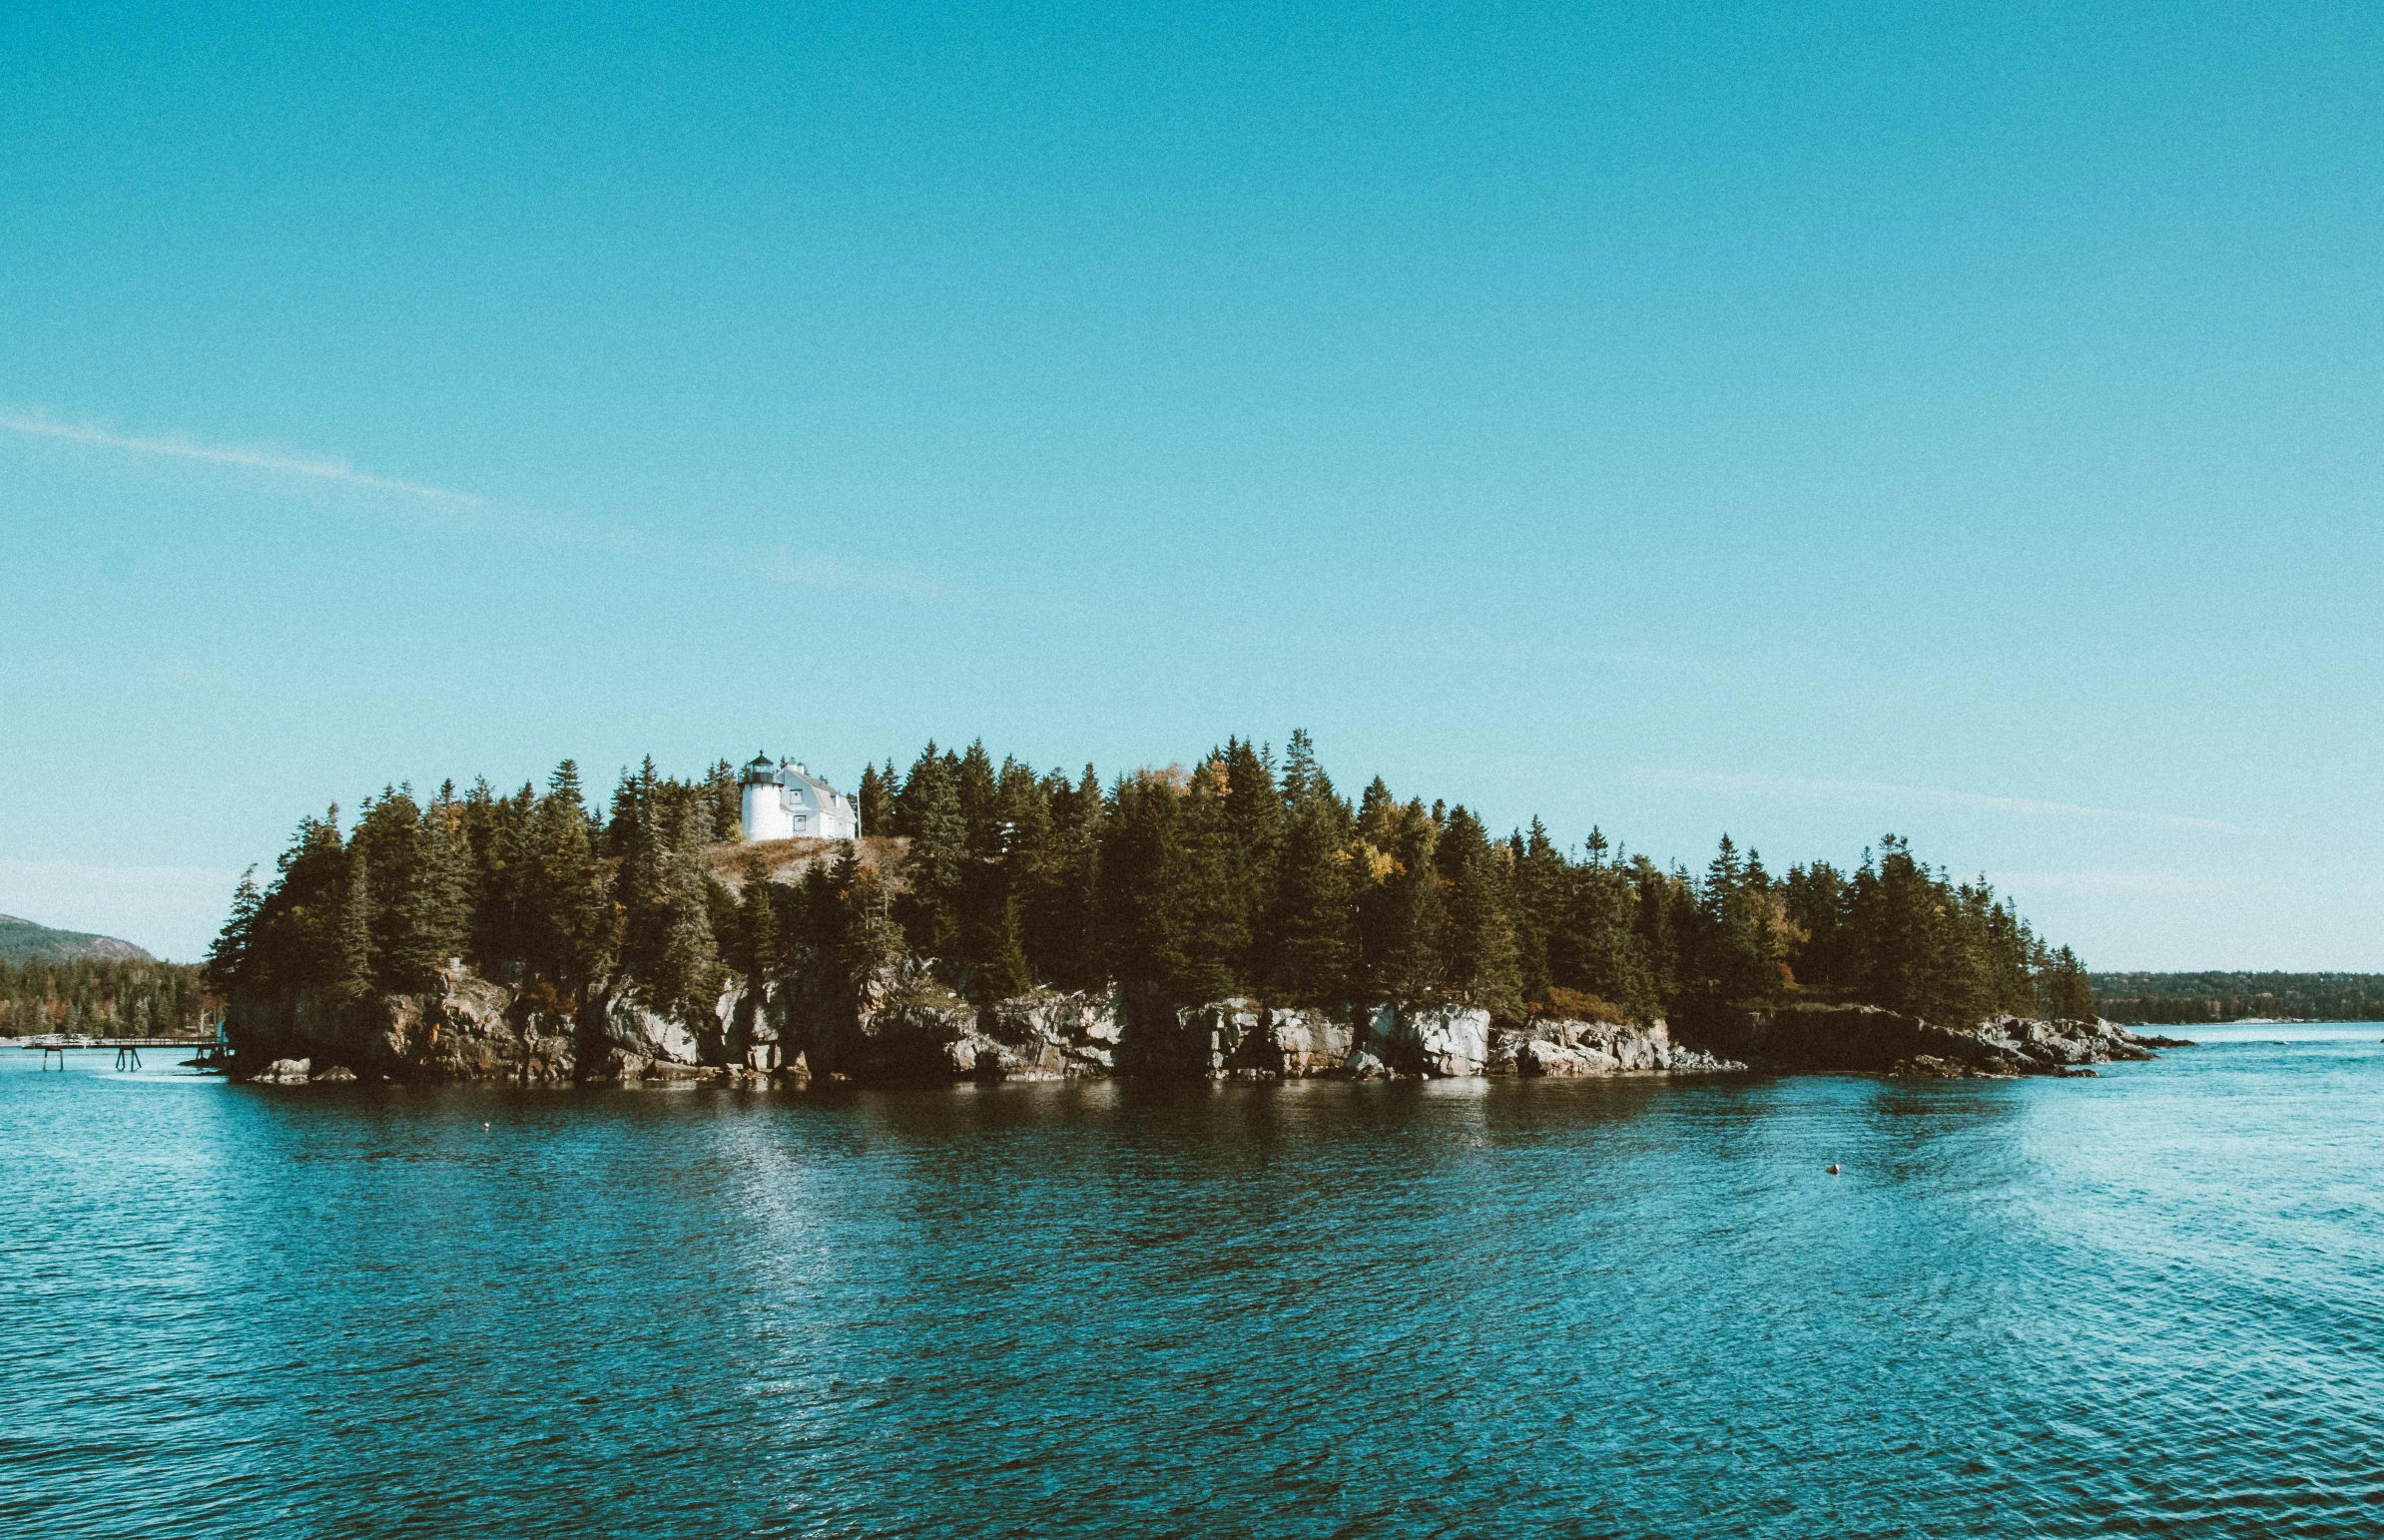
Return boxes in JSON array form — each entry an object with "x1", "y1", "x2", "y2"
[
  {"x1": 768, "y1": 548, "x2": 941, "y2": 597},
  {"x1": 1637, "y1": 769, "x2": 2233, "y2": 832},
  {"x1": 1986, "y1": 868, "x2": 2219, "y2": 896},
  {"x1": 0, "y1": 410, "x2": 482, "y2": 505}
]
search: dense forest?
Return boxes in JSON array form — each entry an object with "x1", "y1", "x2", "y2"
[
  {"x1": 207, "y1": 734, "x2": 2099, "y2": 1033},
  {"x1": 0, "y1": 957, "x2": 209, "y2": 1038},
  {"x1": 2090, "y1": 973, "x2": 2384, "y2": 1024}
]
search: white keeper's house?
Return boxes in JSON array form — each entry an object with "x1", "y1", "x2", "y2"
[{"x1": 738, "y1": 753, "x2": 861, "y2": 842}]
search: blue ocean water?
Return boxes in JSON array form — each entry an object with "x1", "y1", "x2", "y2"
[{"x1": 4, "y1": 1033, "x2": 2381, "y2": 1538}]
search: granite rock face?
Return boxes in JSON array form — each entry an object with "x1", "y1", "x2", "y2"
[
  {"x1": 590, "y1": 986, "x2": 701, "y2": 1069},
  {"x1": 1488, "y1": 1017, "x2": 1745, "y2": 1077},
  {"x1": 400, "y1": 969, "x2": 576, "y2": 1083},
  {"x1": 1224, "y1": 1005, "x2": 1356, "y2": 1078},
  {"x1": 1682, "y1": 1003, "x2": 2179, "y2": 1078},
  {"x1": 1388, "y1": 1004, "x2": 1491, "y2": 1078},
  {"x1": 836, "y1": 956, "x2": 985, "y2": 1079},
  {"x1": 983, "y1": 988, "x2": 1123, "y2": 1078},
  {"x1": 228, "y1": 966, "x2": 577, "y2": 1083}
]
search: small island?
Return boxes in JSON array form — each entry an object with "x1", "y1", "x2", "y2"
[{"x1": 202, "y1": 733, "x2": 2168, "y2": 1087}]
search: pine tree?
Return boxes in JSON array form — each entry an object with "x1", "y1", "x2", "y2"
[
  {"x1": 857, "y1": 762, "x2": 897, "y2": 837},
  {"x1": 2045, "y1": 945, "x2": 2096, "y2": 1022},
  {"x1": 738, "y1": 851, "x2": 784, "y2": 985},
  {"x1": 1221, "y1": 738, "x2": 1281, "y2": 981},
  {"x1": 522, "y1": 762, "x2": 612, "y2": 999},
  {"x1": 621, "y1": 787, "x2": 724, "y2": 1020},
  {"x1": 1508, "y1": 819, "x2": 1565, "y2": 1005},
  {"x1": 1030, "y1": 766, "x2": 1107, "y2": 992},
  {"x1": 1437, "y1": 806, "x2": 1522, "y2": 1019},
  {"x1": 207, "y1": 867, "x2": 262, "y2": 995},
  {"x1": 1100, "y1": 770, "x2": 1189, "y2": 1000},
  {"x1": 1359, "y1": 796, "x2": 1443, "y2": 1002},
  {"x1": 894, "y1": 744, "x2": 964, "y2": 956},
  {"x1": 331, "y1": 848, "x2": 375, "y2": 1013},
  {"x1": 1173, "y1": 754, "x2": 1250, "y2": 1000},
  {"x1": 1265, "y1": 731, "x2": 1355, "y2": 1002},
  {"x1": 386, "y1": 799, "x2": 471, "y2": 990}
]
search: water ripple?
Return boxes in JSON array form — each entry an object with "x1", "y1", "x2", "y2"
[{"x1": 2, "y1": 1038, "x2": 2381, "y2": 1536}]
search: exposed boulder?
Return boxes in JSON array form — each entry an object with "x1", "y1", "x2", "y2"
[
  {"x1": 1681, "y1": 1003, "x2": 2173, "y2": 1077},
  {"x1": 1116, "y1": 992, "x2": 1264, "y2": 1079},
  {"x1": 1384, "y1": 1004, "x2": 1490, "y2": 1078},
  {"x1": 1490, "y1": 1017, "x2": 1745, "y2": 1077},
  {"x1": 986, "y1": 988, "x2": 1123, "y2": 1078},
  {"x1": 1224, "y1": 1004, "x2": 1355, "y2": 1078},
  {"x1": 251, "y1": 1057, "x2": 311, "y2": 1085},
  {"x1": 832, "y1": 956, "x2": 988, "y2": 1080},
  {"x1": 715, "y1": 980, "x2": 798, "y2": 1072},
  {"x1": 395, "y1": 968, "x2": 575, "y2": 1083},
  {"x1": 588, "y1": 985, "x2": 701, "y2": 1069},
  {"x1": 230, "y1": 966, "x2": 578, "y2": 1084}
]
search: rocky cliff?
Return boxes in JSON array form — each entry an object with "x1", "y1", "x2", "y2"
[
  {"x1": 227, "y1": 964, "x2": 2173, "y2": 1087},
  {"x1": 1679, "y1": 1002, "x2": 2187, "y2": 1077}
]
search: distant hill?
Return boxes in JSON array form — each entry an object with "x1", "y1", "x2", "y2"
[
  {"x1": 2089, "y1": 971, "x2": 2384, "y2": 1024},
  {"x1": 0, "y1": 914, "x2": 155, "y2": 965}
]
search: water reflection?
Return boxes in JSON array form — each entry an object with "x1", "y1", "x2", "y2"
[{"x1": 5, "y1": 1041, "x2": 2383, "y2": 1538}]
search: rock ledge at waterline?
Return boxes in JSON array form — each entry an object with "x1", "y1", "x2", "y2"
[{"x1": 223, "y1": 963, "x2": 2181, "y2": 1087}]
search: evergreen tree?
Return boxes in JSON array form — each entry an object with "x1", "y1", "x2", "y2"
[
  {"x1": 1029, "y1": 766, "x2": 1107, "y2": 992},
  {"x1": 857, "y1": 762, "x2": 897, "y2": 837},
  {"x1": 1550, "y1": 859, "x2": 1655, "y2": 1018},
  {"x1": 2045, "y1": 945, "x2": 2096, "y2": 1022},
  {"x1": 207, "y1": 867, "x2": 262, "y2": 995},
  {"x1": 520, "y1": 762, "x2": 612, "y2": 1000},
  {"x1": 701, "y1": 759, "x2": 742, "y2": 841},
  {"x1": 1221, "y1": 738, "x2": 1282, "y2": 981},
  {"x1": 1508, "y1": 819, "x2": 1566, "y2": 1004},
  {"x1": 1436, "y1": 806, "x2": 1522, "y2": 1019},
  {"x1": 737, "y1": 851, "x2": 784, "y2": 985},
  {"x1": 1358, "y1": 795, "x2": 1443, "y2": 1002},
  {"x1": 385, "y1": 797, "x2": 471, "y2": 990},
  {"x1": 1172, "y1": 754, "x2": 1250, "y2": 1000},
  {"x1": 621, "y1": 787, "x2": 724, "y2": 1020},
  {"x1": 1100, "y1": 770, "x2": 1190, "y2": 1000},
  {"x1": 894, "y1": 744, "x2": 964, "y2": 955},
  {"x1": 331, "y1": 847, "x2": 375, "y2": 1013}
]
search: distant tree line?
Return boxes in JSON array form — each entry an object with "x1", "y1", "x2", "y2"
[
  {"x1": 208, "y1": 734, "x2": 2098, "y2": 1031},
  {"x1": 2090, "y1": 972, "x2": 2384, "y2": 1024},
  {"x1": 0, "y1": 958, "x2": 208, "y2": 1038}
]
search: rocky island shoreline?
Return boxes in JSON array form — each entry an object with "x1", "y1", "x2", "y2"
[
  {"x1": 229, "y1": 961, "x2": 2181, "y2": 1088},
  {"x1": 209, "y1": 739, "x2": 2168, "y2": 1093}
]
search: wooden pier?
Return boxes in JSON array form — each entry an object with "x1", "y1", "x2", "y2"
[{"x1": 21, "y1": 1036, "x2": 220, "y2": 1071}]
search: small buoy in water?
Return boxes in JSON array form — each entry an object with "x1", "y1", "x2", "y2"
[
  {"x1": 1826, "y1": 1164, "x2": 1841, "y2": 1175},
  {"x1": 482, "y1": 1122, "x2": 490, "y2": 1130}
]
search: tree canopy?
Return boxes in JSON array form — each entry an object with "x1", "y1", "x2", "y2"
[{"x1": 207, "y1": 736, "x2": 2093, "y2": 1030}]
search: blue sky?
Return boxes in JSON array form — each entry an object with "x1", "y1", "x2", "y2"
[{"x1": 4, "y1": 1, "x2": 2380, "y2": 966}]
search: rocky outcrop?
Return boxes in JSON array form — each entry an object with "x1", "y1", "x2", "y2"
[
  {"x1": 1224, "y1": 1004, "x2": 1356, "y2": 1078},
  {"x1": 1385, "y1": 1004, "x2": 1490, "y2": 1078},
  {"x1": 228, "y1": 966, "x2": 578, "y2": 1084},
  {"x1": 982, "y1": 988, "x2": 1122, "y2": 1078},
  {"x1": 1681, "y1": 1003, "x2": 2178, "y2": 1077},
  {"x1": 1489, "y1": 1016, "x2": 1744, "y2": 1077},
  {"x1": 824, "y1": 956, "x2": 988, "y2": 1080},
  {"x1": 227, "y1": 958, "x2": 2166, "y2": 1091},
  {"x1": 399, "y1": 970, "x2": 576, "y2": 1083},
  {"x1": 589, "y1": 986, "x2": 700, "y2": 1070}
]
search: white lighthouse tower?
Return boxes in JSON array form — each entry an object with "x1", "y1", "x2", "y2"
[{"x1": 739, "y1": 753, "x2": 860, "y2": 842}]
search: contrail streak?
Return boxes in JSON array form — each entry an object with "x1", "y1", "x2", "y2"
[
  {"x1": 0, "y1": 411, "x2": 482, "y2": 503},
  {"x1": 1643, "y1": 770, "x2": 2232, "y2": 832}
]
